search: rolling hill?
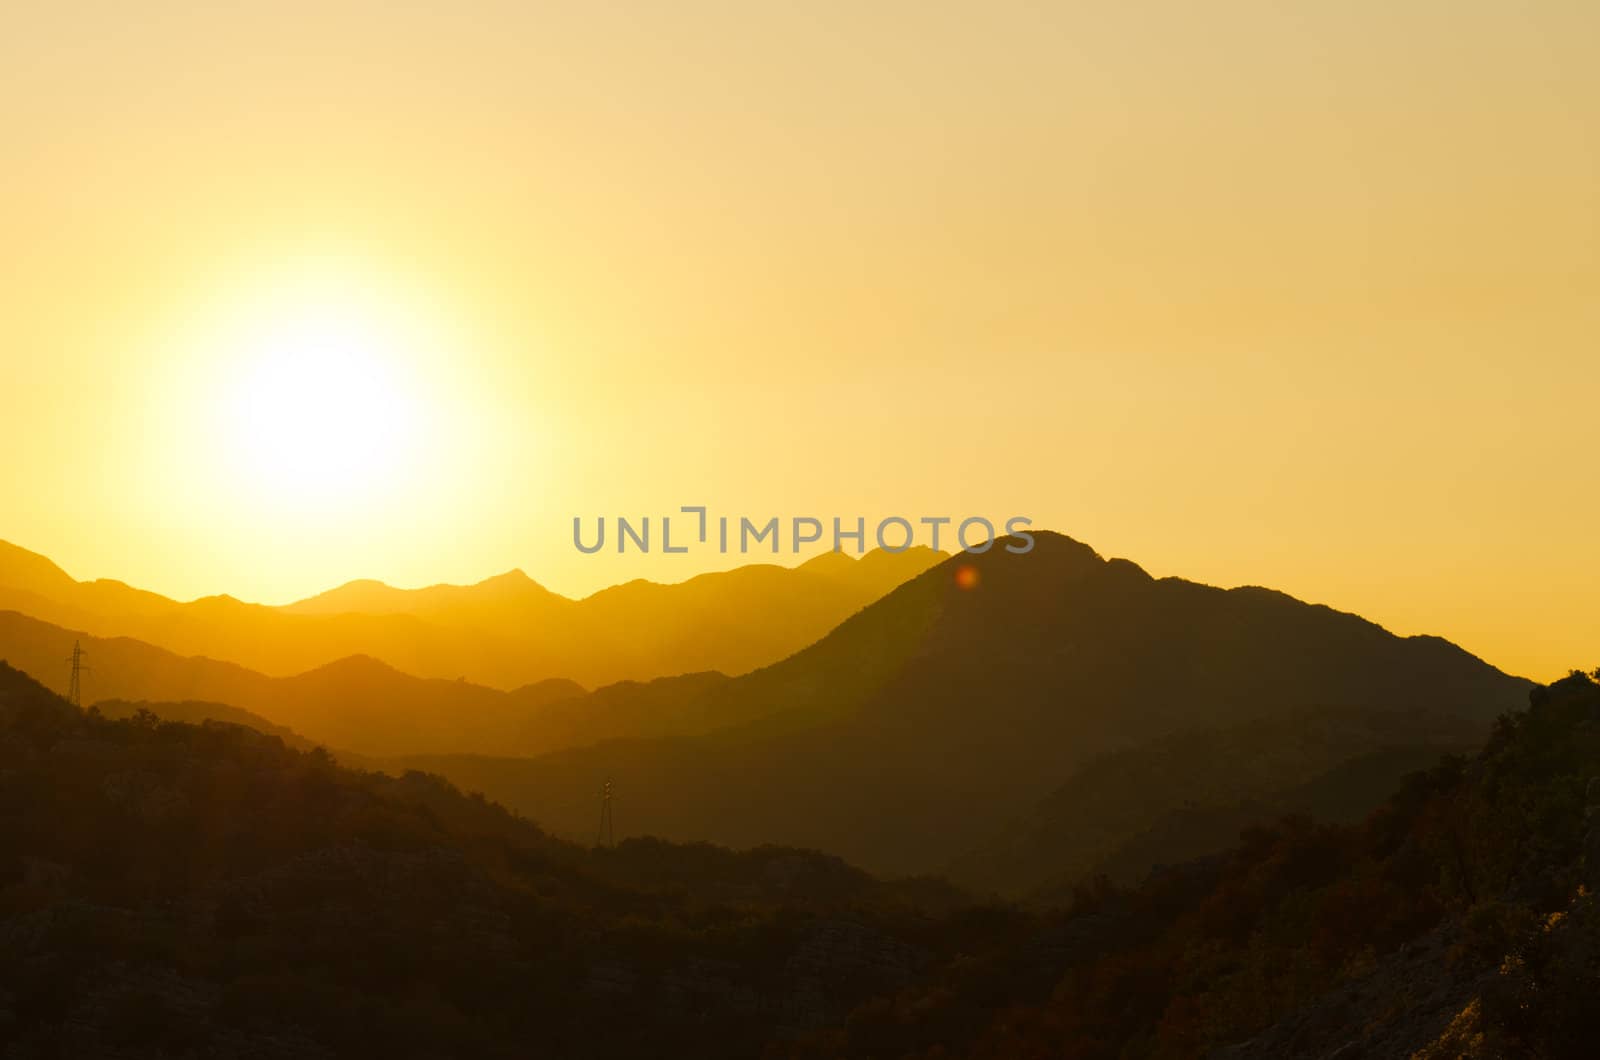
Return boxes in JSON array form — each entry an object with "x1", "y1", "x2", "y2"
[
  {"x1": 0, "y1": 609, "x2": 560, "y2": 755},
  {"x1": 0, "y1": 660, "x2": 976, "y2": 1058},
  {"x1": 6, "y1": 642, "x2": 1594, "y2": 1058},
  {"x1": 944, "y1": 706, "x2": 1486, "y2": 897},
  {"x1": 0, "y1": 609, "x2": 759, "y2": 758},
  {"x1": 0, "y1": 531, "x2": 1535, "y2": 891},
  {"x1": 395, "y1": 533, "x2": 1531, "y2": 886},
  {"x1": 0, "y1": 539, "x2": 943, "y2": 689}
]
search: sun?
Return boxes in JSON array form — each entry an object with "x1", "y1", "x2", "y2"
[
  {"x1": 214, "y1": 271, "x2": 429, "y2": 510},
  {"x1": 232, "y1": 312, "x2": 416, "y2": 496},
  {"x1": 128, "y1": 256, "x2": 509, "y2": 598}
]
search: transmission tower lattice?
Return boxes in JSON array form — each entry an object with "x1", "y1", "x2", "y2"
[
  {"x1": 66, "y1": 640, "x2": 89, "y2": 708},
  {"x1": 597, "y1": 778, "x2": 614, "y2": 848}
]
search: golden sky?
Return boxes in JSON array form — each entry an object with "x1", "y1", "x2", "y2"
[{"x1": 3, "y1": 2, "x2": 1597, "y2": 681}]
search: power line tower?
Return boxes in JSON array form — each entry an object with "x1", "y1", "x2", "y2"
[
  {"x1": 597, "y1": 777, "x2": 614, "y2": 848},
  {"x1": 65, "y1": 640, "x2": 89, "y2": 708}
]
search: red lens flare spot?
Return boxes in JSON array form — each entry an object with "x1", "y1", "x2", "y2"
[{"x1": 954, "y1": 564, "x2": 980, "y2": 590}]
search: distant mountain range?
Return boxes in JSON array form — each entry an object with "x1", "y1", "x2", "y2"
[
  {"x1": 0, "y1": 531, "x2": 1532, "y2": 892},
  {"x1": 7, "y1": 627, "x2": 1590, "y2": 1058},
  {"x1": 387, "y1": 533, "x2": 1530, "y2": 889},
  {"x1": 0, "y1": 607, "x2": 813, "y2": 758},
  {"x1": 0, "y1": 610, "x2": 573, "y2": 756},
  {"x1": 0, "y1": 539, "x2": 942, "y2": 689}
]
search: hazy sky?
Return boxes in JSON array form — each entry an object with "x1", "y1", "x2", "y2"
[{"x1": 3, "y1": 1, "x2": 1597, "y2": 680}]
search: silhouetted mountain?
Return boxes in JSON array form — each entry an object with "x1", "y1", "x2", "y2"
[
  {"x1": 402, "y1": 533, "x2": 1530, "y2": 885},
  {"x1": 93, "y1": 697, "x2": 317, "y2": 750},
  {"x1": 0, "y1": 611, "x2": 749, "y2": 758},
  {"x1": 0, "y1": 611, "x2": 514, "y2": 755},
  {"x1": 0, "y1": 539, "x2": 76, "y2": 597},
  {"x1": 946, "y1": 707, "x2": 1484, "y2": 898},
  {"x1": 0, "y1": 539, "x2": 943, "y2": 688},
  {"x1": 283, "y1": 567, "x2": 569, "y2": 627},
  {"x1": 0, "y1": 660, "x2": 974, "y2": 1058},
  {"x1": 7, "y1": 652, "x2": 1596, "y2": 1058},
  {"x1": 0, "y1": 532, "x2": 1534, "y2": 891},
  {"x1": 0, "y1": 608, "x2": 886, "y2": 763},
  {"x1": 507, "y1": 675, "x2": 588, "y2": 708},
  {"x1": 779, "y1": 671, "x2": 1600, "y2": 1059}
]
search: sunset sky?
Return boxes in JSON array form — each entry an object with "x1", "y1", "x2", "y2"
[{"x1": 3, "y1": 1, "x2": 1597, "y2": 681}]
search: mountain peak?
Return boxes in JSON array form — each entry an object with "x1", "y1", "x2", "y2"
[
  {"x1": 929, "y1": 529, "x2": 1104, "y2": 583},
  {"x1": 476, "y1": 568, "x2": 546, "y2": 591},
  {"x1": 0, "y1": 539, "x2": 76, "y2": 595},
  {"x1": 329, "y1": 578, "x2": 389, "y2": 593},
  {"x1": 797, "y1": 550, "x2": 856, "y2": 573},
  {"x1": 297, "y1": 653, "x2": 405, "y2": 682},
  {"x1": 1014, "y1": 528, "x2": 1100, "y2": 554}
]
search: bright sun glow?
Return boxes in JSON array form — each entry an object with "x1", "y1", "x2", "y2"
[
  {"x1": 125, "y1": 255, "x2": 509, "y2": 599},
  {"x1": 194, "y1": 262, "x2": 447, "y2": 514},
  {"x1": 228, "y1": 306, "x2": 419, "y2": 500}
]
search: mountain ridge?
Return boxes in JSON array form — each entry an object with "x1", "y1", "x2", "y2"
[
  {"x1": 0, "y1": 538, "x2": 945, "y2": 688},
  {"x1": 0, "y1": 609, "x2": 741, "y2": 758},
  {"x1": 405, "y1": 532, "x2": 1531, "y2": 884}
]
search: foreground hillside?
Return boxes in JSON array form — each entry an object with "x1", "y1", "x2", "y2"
[
  {"x1": 402, "y1": 533, "x2": 1530, "y2": 887},
  {"x1": 5, "y1": 657, "x2": 1598, "y2": 1058},
  {"x1": 947, "y1": 706, "x2": 1486, "y2": 896},
  {"x1": 0, "y1": 661, "x2": 972, "y2": 1058},
  {"x1": 781, "y1": 669, "x2": 1600, "y2": 1059},
  {"x1": 0, "y1": 540, "x2": 941, "y2": 689}
]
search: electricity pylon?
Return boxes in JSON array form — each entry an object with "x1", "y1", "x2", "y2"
[
  {"x1": 597, "y1": 778, "x2": 614, "y2": 848},
  {"x1": 65, "y1": 640, "x2": 89, "y2": 708}
]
